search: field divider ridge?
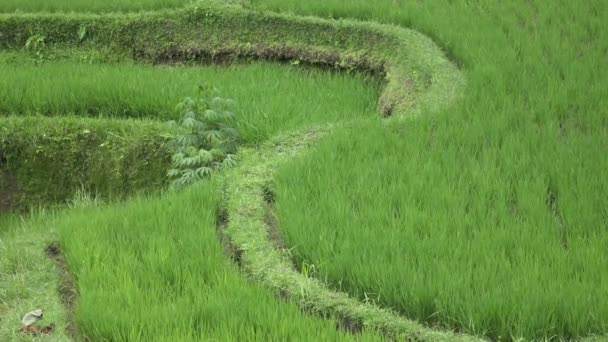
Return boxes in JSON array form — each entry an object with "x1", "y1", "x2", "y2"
[
  {"x1": 0, "y1": 0, "x2": 464, "y2": 117},
  {"x1": 220, "y1": 127, "x2": 484, "y2": 341}
]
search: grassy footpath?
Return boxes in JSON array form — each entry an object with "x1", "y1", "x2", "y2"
[
  {"x1": 0, "y1": 213, "x2": 71, "y2": 341},
  {"x1": 257, "y1": 0, "x2": 608, "y2": 340},
  {"x1": 0, "y1": 57, "x2": 378, "y2": 143}
]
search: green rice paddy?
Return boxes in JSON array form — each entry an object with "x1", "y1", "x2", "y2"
[
  {"x1": 1, "y1": 0, "x2": 606, "y2": 341},
  {"x1": 0, "y1": 188, "x2": 379, "y2": 341},
  {"x1": 262, "y1": 0, "x2": 608, "y2": 339},
  {"x1": 0, "y1": 58, "x2": 378, "y2": 142},
  {"x1": 0, "y1": 56, "x2": 379, "y2": 341}
]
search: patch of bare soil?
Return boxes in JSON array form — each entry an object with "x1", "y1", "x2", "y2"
[{"x1": 45, "y1": 243, "x2": 81, "y2": 340}]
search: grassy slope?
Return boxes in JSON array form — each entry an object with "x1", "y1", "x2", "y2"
[
  {"x1": 0, "y1": 57, "x2": 378, "y2": 143},
  {"x1": 1, "y1": 116, "x2": 172, "y2": 209},
  {"x1": 0, "y1": 0, "x2": 192, "y2": 13},
  {"x1": 259, "y1": 0, "x2": 608, "y2": 340}
]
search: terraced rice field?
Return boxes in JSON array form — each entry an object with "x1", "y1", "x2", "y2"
[{"x1": 1, "y1": 0, "x2": 606, "y2": 341}]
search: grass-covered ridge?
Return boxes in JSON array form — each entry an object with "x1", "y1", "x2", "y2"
[
  {"x1": 0, "y1": 215, "x2": 72, "y2": 341},
  {"x1": 0, "y1": 116, "x2": 170, "y2": 211}
]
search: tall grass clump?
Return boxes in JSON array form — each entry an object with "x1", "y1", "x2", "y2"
[
  {"x1": 0, "y1": 60, "x2": 378, "y2": 143},
  {"x1": 276, "y1": 121, "x2": 608, "y2": 340},
  {"x1": 56, "y1": 184, "x2": 380, "y2": 341},
  {"x1": 264, "y1": 0, "x2": 608, "y2": 339}
]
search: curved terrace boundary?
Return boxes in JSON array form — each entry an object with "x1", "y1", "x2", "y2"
[
  {"x1": 0, "y1": 1, "x2": 464, "y2": 117},
  {"x1": 0, "y1": 0, "x2": 472, "y2": 340},
  {"x1": 221, "y1": 128, "x2": 482, "y2": 341}
]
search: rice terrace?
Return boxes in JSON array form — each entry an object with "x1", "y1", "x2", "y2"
[{"x1": 0, "y1": 0, "x2": 606, "y2": 340}]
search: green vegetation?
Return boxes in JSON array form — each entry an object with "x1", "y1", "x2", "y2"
[
  {"x1": 1, "y1": 0, "x2": 606, "y2": 340},
  {"x1": 0, "y1": 20, "x2": 387, "y2": 338},
  {"x1": 0, "y1": 1, "x2": 462, "y2": 117},
  {"x1": 0, "y1": 62, "x2": 377, "y2": 341},
  {"x1": 57, "y1": 185, "x2": 378, "y2": 341},
  {"x1": 255, "y1": 0, "x2": 608, "y2": 339},
  {"x1": 0, "y1": 0, "x2": 192, "y2": 14},
  {"x1": 221, "y1": 129, "x2": 479, "y2": 341},
  {"x1": 0, "y1": 57, "x2": 377, "y2": 209},
  {"x1": 0, "y1": 213, "x2": 71, "y2": 341},
  {"x1": 276, "y1": 121, "x2": 608, "y2": 339},
  {"x1": 0, "y1": 59, "x2": 378, "y2": 142},
  {"x1": 0, "y1": 189, "x2": 378, "y2": 341},
  {"x1": 167, "y1": 83, "x2": 239, "y2": 189},
  {"x1": 0, "y1": 116, "x2": 170, "y2": 210}
]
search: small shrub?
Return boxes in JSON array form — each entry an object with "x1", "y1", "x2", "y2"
[{"x1": 167, "y1": 83, "x2": 239, "y2": 189}]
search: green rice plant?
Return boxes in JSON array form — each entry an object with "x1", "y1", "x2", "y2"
[
  {"x1": 254, "y1": 1, "x2": 608, "y2": 339},
  {"x1": 0, "y1": 59, "x2": 379, "y2": 143},
  {"x1": 275, "y1": 120, "x2": 608, "y2": 340},
  {"x1": 51, "y1": 183, "x2": 380, "y2": 341}
]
